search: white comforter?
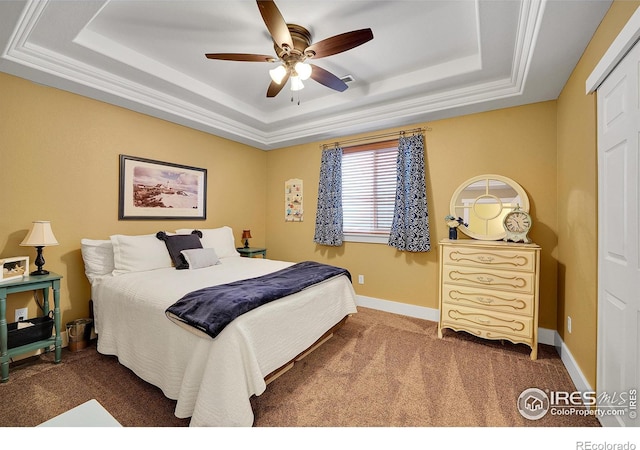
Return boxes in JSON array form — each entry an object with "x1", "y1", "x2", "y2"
[{"x1": 91, "y1": 256, "x2": 358, "y2": 426}]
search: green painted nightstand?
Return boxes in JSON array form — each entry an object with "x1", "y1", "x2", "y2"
[
  {"x1": 236, "y1": 247, "x2": 267, "y2": 258},
  {"x1": 0, "y1": 272, "x2": 62, "y2": 382}
]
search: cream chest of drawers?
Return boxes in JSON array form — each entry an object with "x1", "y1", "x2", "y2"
[{"x1": 438, "y1": 239, "x2": 541, "y2": 359}]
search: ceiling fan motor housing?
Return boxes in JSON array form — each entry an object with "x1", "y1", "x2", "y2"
[{"x1": 274, "y1": 24, "x2": 313, "y2": 66}]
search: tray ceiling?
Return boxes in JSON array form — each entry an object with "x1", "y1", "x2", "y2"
[{"x1": 0, "y1": 0, "x2": 612, "y2": 150}]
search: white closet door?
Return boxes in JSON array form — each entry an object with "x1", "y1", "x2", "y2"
[{"x1": 597, "y1": 38, "x2": 640, "y2": 427}]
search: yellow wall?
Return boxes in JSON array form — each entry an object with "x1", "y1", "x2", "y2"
[
  {"x1": 266, "y1": 101, "x2": 559, "y2": 328},
  {"x1": 0, "y1": 72, "x2": 267, "y2": 325},
  {"x1": 556, "y1": 0, "x2": 640, "y2": 388}
]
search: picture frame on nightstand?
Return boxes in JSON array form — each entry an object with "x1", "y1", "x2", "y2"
[{"x1": 1, "y1": 256, "x2": 29, "y2": 283}]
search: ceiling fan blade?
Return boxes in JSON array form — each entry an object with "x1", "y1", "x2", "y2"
[
  {"x1": 305, "y1": 28, "x2": 374, "y2": 59},
  {"x1": 267, "y1": 71, "x2": 290, "y2": 97},
  {"x1": 257, "y1": 0, "x2": 293, "y2": 50},
  {"x1": 309, "y1": 64, "x2": 348, "y2": 92},
  {"x1": 205, "y1": 53, "x2": 276, "y2": 62}
]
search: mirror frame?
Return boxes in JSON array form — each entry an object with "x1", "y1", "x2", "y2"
[{"x1": 449, "y1": 174, "x2": 530, "y2": 241}]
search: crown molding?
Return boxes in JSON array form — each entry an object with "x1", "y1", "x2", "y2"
[{"x1": 1, "y1": 0, "x2": 548, "y2": 150}]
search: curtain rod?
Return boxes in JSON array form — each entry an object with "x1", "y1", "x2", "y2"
[{"x1": 321, "y1": 126, "x2": 431, "y2": 149}]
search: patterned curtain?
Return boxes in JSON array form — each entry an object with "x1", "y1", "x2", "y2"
[
  {"x1": 314, "y1": 146, "x2": 344, "y2": 246},
  {"x1": 388, "y1": 134, "x2": 431, "y2": 252}
]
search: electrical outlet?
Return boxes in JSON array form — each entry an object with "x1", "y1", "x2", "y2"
[
  {"x1": 567, "y1": 316, "x2": 572, "y2": 334},
  {"x1": 15, "y1": 307, "x2": 28, "y2": 322},
  {"x1": 358, "y1": 274, "x2": 365, "y2": 285}
]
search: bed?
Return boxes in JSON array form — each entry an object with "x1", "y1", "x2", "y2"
[{"x1": 80, "y1": 226, "x2": 358, "y2": 426}]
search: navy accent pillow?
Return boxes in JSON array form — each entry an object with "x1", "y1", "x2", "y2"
[{"x1": 156, "y1": 230, "x2": 203, "y2": 270}]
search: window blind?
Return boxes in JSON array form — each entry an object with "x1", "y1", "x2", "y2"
[{"x1": 342, "y1": 140, "x2": 398, "y2": 236}]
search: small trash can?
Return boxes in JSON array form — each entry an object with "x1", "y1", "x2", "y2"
[{"x1": 66, "y1": 318, "x2": 93, "y2": 352}]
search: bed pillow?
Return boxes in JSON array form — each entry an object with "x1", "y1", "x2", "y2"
[
  {"x1": 110, "y1": 233, "x2": 174, "y2": 276},
  {"x1": 156, "y1": 230, "x2": 203, "y2": 270},
  {"x1": 176, "y1": 226, "x2": 240, "y2": 258},
  {"x1": 181, "y1": 248, "x2": 220, "y2": 269},
  {"x1": 80, "y1": 239, "x2": 115, "y2": 283}
]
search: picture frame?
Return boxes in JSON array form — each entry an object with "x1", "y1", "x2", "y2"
[
  {"x1": 285, "y1": 178, "x2": 303, "y2": 222},
  {"x1": 1, "y1": 256, "x2": 29, "y2": 283},
  {"x1": 119, "y1": 155, "x2": 207, "y2": 220}
]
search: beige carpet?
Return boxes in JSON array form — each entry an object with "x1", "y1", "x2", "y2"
[
  {"x1": 0, "y1": 307, "x2": 599, "y2": 427},
  {"x1": 252, "y1": 307, "x2": 598, "y2": 427}
]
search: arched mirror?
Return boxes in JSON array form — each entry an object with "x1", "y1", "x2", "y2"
[{"x1": 450, "y1": 174, "x2": 529, "y2": 241}]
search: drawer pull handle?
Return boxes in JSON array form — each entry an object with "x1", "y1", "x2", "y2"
[
  {"x1": 477, "y1": 276, "x2": 494, "y2": 284},
  {"x1": 476, "y1": 296, "x2": 494, "y2": 304},
  {"x1": 449, "y1": 251, "x2": 530, "y2": 267},
  {"x1": 447, "y1": 309, "x2": 527, "y2": 333},
  {"x1": 477, "y1": 256, "x2": 494, "y2": 263}
]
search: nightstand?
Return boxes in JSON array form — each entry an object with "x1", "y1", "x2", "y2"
[
  {"x1": 236, "y1": 247, "x2": 267, "y2": 258},
  {"x1": 0, "y1": 272, "x2": 62, "y2": 382}
]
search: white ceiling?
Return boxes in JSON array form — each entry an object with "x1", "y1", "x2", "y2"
[{"x1": 0, "y1": 0, "x2": 612, "y2": 150}]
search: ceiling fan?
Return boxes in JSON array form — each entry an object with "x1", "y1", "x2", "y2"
[{"x1": 205, "y1": 0, "x2": 374, "y2": 98}]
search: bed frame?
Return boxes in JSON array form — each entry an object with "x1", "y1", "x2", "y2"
[{"x1": 264, "y1": 315, "x2": 350, "y2": 385}]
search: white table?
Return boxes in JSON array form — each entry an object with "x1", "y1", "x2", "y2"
[{"x1": 37, "y1": 399, "x2": 122, "y2": 427}]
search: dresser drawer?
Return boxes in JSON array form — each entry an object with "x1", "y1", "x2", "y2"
[
  {"x1": 441, "y1": 284, "x2": 534, "y2": 316},
  {"x1": 441, "y1": 303, "x2": 533, "y2": 339},
  {"x1": 442, "y1": 245, "x2": 536, "y2": 272},
  {"x1": 442, "y1": 265, "x2": 535, "y2": 294}
]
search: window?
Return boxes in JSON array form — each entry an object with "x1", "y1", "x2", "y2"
[{"x1": 342, "y1": 140, "x2": 398, "y2": 243}]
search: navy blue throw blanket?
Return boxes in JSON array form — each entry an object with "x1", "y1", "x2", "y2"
[{"x1": 165, "y1": 261, "x2": 351, "y2": 339}]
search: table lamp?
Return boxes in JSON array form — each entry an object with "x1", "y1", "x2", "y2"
[
  {"x1": 20, "y1": 220, "x2": 59, "y2": 275},
  {"x1": 241, "y1": 230, "x2": 252, "y2": 248}
]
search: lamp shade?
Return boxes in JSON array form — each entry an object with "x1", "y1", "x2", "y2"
[
  {"x1": 241, "y1": 230, "x2": 252, "y2": 240},
  {"x1": 294, "y1": 62, "x2": 312, "y2": 81},
  {"x1": 20, "y1": 221, "x2": 59, "y2": 247},
  {"x1": 290, "y1": 76, "x2": 304, "y2": 91},
  {"x1": 269, "y1": 65, "x2": 287, "y2": 84}
]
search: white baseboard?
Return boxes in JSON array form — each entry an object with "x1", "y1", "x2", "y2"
[
  {"x1": 553, "y1": 331, "x2": 593, "y2": 393},
  {"x1": 552, "y1": 333, "x2": 616, "y2": 426},
  {"x1": 356, "y1": 295, "x2": 440, "y2": 322},
  {"x1": 356, "y1": 295, "x2": 557, "y2": 346},
  {"x1": 537, "y1": 327, "x2": 556, "y2": 347}
]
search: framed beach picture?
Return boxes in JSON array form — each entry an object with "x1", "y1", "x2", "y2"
[{"x1": 119, "y1": 155, "x2": 207, "y2": 220}]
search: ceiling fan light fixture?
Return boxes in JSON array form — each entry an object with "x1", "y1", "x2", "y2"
[
  {"x1": 269, "y1": 64, "x2": 287, "y2": 84},
  {"x1": 290, "y1": 76, "x2": 304, "y2": 91},
  {"x1": 294, "y1": 62, "x2": 312, "y2": 81},
  {"x1": 205, "y1": 1, "x2": 373, "y2": 98}
]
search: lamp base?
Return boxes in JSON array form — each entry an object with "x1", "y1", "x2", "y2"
[
  {"x1": 30, "y1": 269, "x2": 49, "y2": 276},
  {"x1": 244, "y1": 239, "x2": 249, "y2": 248},
  {"x1": 31, "y1": 246, "x2": 49, "y2": 276}
]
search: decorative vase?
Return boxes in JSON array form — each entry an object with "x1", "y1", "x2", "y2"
[{"x1": 449, "y1": 227, "x2": 458, "y2": 240}]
